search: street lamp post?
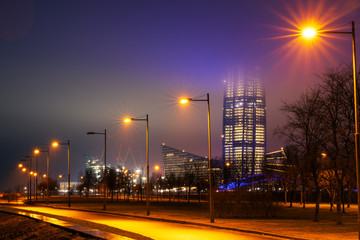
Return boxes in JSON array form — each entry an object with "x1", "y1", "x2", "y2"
[
  {"x1": 52, "y1": 140, "x2": 71, "y2": 207},
  {"x1": 59, "y1": 174, "x2": 66, "y2": 196},
  {"x1": 87, "y1": 130, "x2": 107, "y2": 210},
  {"x1": 24, "y1": 156, "x2": 33, "y2": 202},
  {"x1": 179, "y1": 93, "x2": 214, "y2": 223},
  {"x1": 34, "y1": 149, "x2": 39, "y2": 201},
  {"x1": 33, "y1": 172, "x2": 37, "y2": 199},
  {"x1": 18, "y1": 160, "x2": 31, "y2": 201},
  {"x1": 154, "y1": 165, "x2": 160, "y2": 202},
  {"x1": 34, "y1": 148, "x2": 50, "y2": 203},
  {"x1": 301, "y1": 21, "x2": 359, "y2": 236},
  {"x1": 124, "y1": 115, "x2": 150, "y2": 216}
]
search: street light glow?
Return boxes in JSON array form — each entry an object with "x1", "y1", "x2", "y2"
[
  {"x1": 302, "y1": 27, "x2": 317, "y2": 39},
  {"x1": 18, "y1": 164, "x2": 23, "y2": 168},
  {"x1": 124, "y1": 117, "x2": 132, "y2": 123},
  {"x1": 154, "y1": 165, "x2": 160, "y2": 170},
  {"x1": 52, "y1": 141, "x2": 59, "y2": 147},
  {"x1": 34, "y1": 149, "x2": 40, "y2": 154},
  {"x1": 22, "y1": 168, "x2": 26, "y2": 172},
  {"x1": 179, "y1": 98, "x2": 190, "y2": 104}
]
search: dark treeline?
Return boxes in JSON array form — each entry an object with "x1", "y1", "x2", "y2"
[
  {"x1": 275, "y1": 65, "x2": 360, "y2": 224},
  {"x1": 76, "y1": 166, "x2": 211, "y2": 203}
]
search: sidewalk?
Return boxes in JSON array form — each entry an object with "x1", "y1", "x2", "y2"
[{"x1": 36, "y1": 199, "x2": 358, "y2": 240}]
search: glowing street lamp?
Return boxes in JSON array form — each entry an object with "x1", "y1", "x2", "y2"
[
  {"x1": 179, "y1": 93, "x2": 214, "y2": 223},
  {"x1": 302, "y1": 27, "x2": 317, "y2": 39},
  {"x1": 87, "y1": 130, "x2": 107, "y2": 210},
  {"x1": 154, "y1": 165, "x2": 161, "y2": 202},
  {"x1": 19, "y1": 157, "x2": 32, "y2": 201},
  {"x1": 124, "y1": 115, "x2": 150, "y2": 216},
  {"x1": 30, "y1": 171, "x2": 37, "y2": 196},
  {"x1": 51, "y1": 140, "x2": 71, "y2": 207},
  {"x1": 32, "y1": 148, "x2": 41, "y2": 201},
  {"x1": 179, "y1": 98, "x2": 190, "y2": 104},
  {"x1": 59, "y1": 174, "x2": 66, "y2": 196},
  {"x1": 34, "y1": 148, "x2": 50, "y2": 203},
  {"x1": 301, "y1": 21, "x2": 359, "y2": 235},
  {"x1": 124, "y1": 118, "x2": 132, "y2": 123}
]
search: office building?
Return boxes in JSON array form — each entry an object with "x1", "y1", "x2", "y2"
[
  {"x1": 161, "y1": 143, "x2": 209, "y2": 179},
  {"x1": 222, "y1": 67, "x2": 266, "y2": 178}
]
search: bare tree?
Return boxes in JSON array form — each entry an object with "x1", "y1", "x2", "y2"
[
  {"x1": 82, "y1": 168, "x2": 96, "y2": 197},
  {"x1": 165, "y1": 172, "x2": 176, "y2": 202},
  {"x1": 276, "y1": 88, "x2": 324, "y2": 222},
  {"x1": 317, "y1": 66, "x2": 356, "y2": 224},
  {"x1": 106, "y1": 167, "x2": 117, "y2": 201},
  {"x1": 184, "y1": 163, "x2": 195, "y2": 202},
  {"x1": 283, "y1": 145, "x2": 302, "y2": 207}
]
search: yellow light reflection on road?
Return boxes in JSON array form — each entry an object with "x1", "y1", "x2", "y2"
[{"x1": 11, "y1": 206, "x2": 273, "y2": 240}]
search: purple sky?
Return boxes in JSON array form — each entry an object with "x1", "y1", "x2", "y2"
[{"x1": 1, "y1": 0, "x2": 359, "y2": 191}]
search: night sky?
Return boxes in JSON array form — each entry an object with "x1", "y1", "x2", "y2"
[{"x1": 1, "y1": 0, "x2": 359, "y2": 192}]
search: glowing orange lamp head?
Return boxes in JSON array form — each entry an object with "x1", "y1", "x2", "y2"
[
  {"x1": 18, "y1": 163, "x2": 23, "y2": 168},
  {"x1": 154, "y1": 165, "x2": 160, "y2": 170},
  {"x1": 302, "y1": 27, "x2": 317, "y2": 39},
  {"x1": 22, "y1": 168, "x2": 27, "y2": 172},
  {"x1": 124, "y1": 117, "x2": 132, "y2": 124},
  {"x1": 179, "y1": 98, "x2": 190, "y2": 104},
  {"x1": 52, "y1": 141, "x2": 59, "y2": 147},
  {"x1": 34, "y1": 149, "x2": 40, "y2": 155}
]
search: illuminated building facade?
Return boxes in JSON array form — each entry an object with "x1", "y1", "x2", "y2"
[
  {"x1": 222, "y1": 68, "x2": 266, "y2": 178},
  {"x1": 161, "y1": 144, "x2": 209, "y2": 179},
  {"x1": 83, "y1": 153, "x2": 111, "y2": 180},
  {"x1": 161, "y1": 143, "x2": 223, "y2": 180}
]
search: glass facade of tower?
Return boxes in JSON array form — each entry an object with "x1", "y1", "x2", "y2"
[{"x1": 222, "y1": 68, "x2": 266, "y2": 178}]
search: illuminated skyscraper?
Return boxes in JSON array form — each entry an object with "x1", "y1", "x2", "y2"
[{"x1": 222, "y1": 68, "x2": 266, "y2": 178}]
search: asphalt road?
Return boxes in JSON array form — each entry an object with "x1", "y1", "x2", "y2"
[{"x1": 6, "y1": 205, "x2": 282, "y2": 240}]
